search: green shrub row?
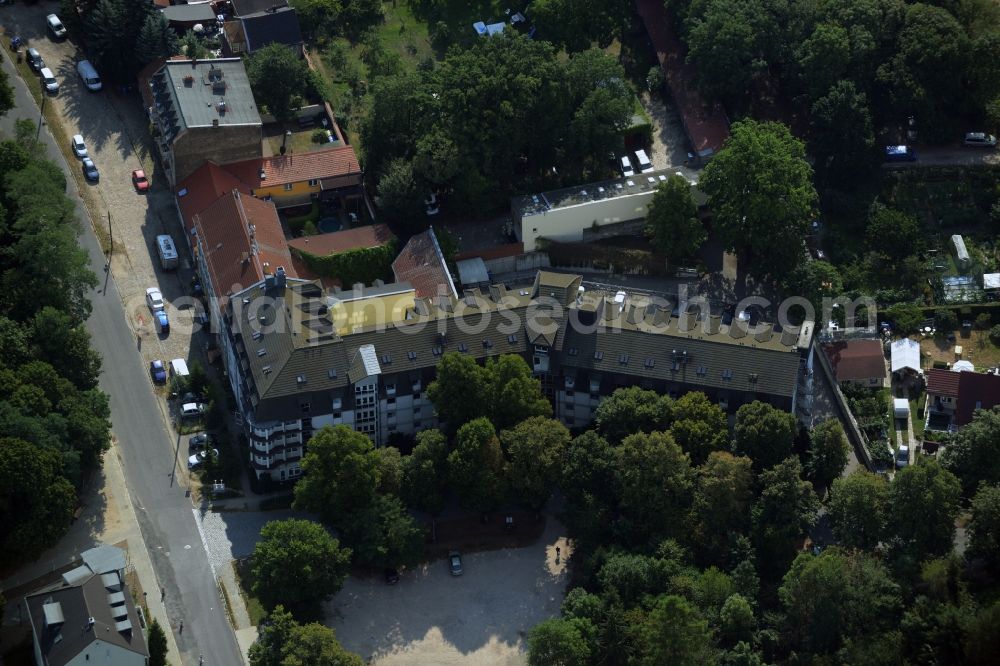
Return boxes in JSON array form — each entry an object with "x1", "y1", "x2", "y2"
[{"x1": 293, "y1": 239, "x2": 397, "y2": 286}]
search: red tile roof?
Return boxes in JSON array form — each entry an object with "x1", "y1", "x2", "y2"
[
  {"x1": 176, "y1": 161, "x2": 251, "y2": 233},
  {"x1": 192, "y1": 190, "x2": 295, "y2": 305},
  {"x1": 926, "y1": 368, "x2": 961, "y2": 398},
  {"x1": 287, "y1": 224, "x2": 395, "y2": 256},
  {"x1": 391, "y1": 228, "x2": 457, "y2": 300},
  {"x1": 634, "y1": 0, "x2": 730, "y2": 158},
  {"x1": 223, "y1": 145, "x2": 361, "y2": 189},
  {"x1": 822, "y1": 340, "x2": 886, "y2": 382}
]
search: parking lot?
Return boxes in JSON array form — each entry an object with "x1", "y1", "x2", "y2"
[{"x1": 3, "y1": 3, "x2": 212, "y2": 423}]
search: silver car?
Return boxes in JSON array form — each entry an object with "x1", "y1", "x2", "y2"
[{"x1": 964, "y1": 132, "x2": 997, "y2": 147}]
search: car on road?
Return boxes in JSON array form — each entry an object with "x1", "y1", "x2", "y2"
[
  {"x1": 187, "y1": 448, "x2": 218, "y2": 469},
  {"x1": 26, "y1": 48, "x2": 44, "y2": 72},
  {"x1": 884, "y1": 145, "x2": 917, "y2": 162},
  {"x1": 181, "y1": 402, "x2": 208, "y2": 418},
  {"x1": 132, "y1": 169, "x2": 150, "y2": 192},
  {"x1": 963, "y1": 132, "x2": 997, "y2": 147},
  {"x1": 71, "y1": 134, "x2": 88, "y2": 158},
  {"x1": 384, "y1": 568, "x2": 400, "y2": 585},
  {"x1": 39, "y1": 67, "x2": 59, "y2": 94},
  {"x1": 46, "y1": 14, "x2": 67, "y2": 39},
  {"x1": 150, "y1": 359, "x2": 167, "y2": 384},
  {"x1": 188, "y1": 433, "x2": 215, "y2": 452},
  {"x1": 145, "y1": 287, "x2": 164, "y2": 312},
  {"x1": 448, "y1": 550, "x2": 463, "y2": 576},
  {"x1": 620, "y1": 155, "x2": 635, "y2": 177},
  {"x1": 82, "y1": 157, "x2": 99, "y2": 182}
]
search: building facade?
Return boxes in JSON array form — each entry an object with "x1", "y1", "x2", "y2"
[{"x1": 219, "y1": 270, "x2": 814, "y2": 482}]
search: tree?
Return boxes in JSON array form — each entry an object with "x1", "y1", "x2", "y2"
[
  {"x1": 486, "y1": 354, "x2": 551, "y2": 429},
  {"x1": 530, "y1": 0, "x2": 625, "y2": 52},
  {"x1": 0, "y1": 68, "x2": 14, "y2": 118},
  {"x1": 179, "y1": 30, "x2": 208, "y2": 59},
  {"x1": 559, "y1": 431, "x2": 618, "y2": 548},
  {"x1": 294, "y1": 426, "x2": 380, "y2": 525},
  {"x1": 700, "y1": 119, "x2": 817, "y2": 279},
  {"x1": 779, "y1": 549, "x2": 902, "y2": 656},
  {"x1": 401, "y1": 429, "x2": 448, "y2": 515},
  {"x1": 528, "y1": 617, "x2": 592, "y2": 666},
  {"x1": 289, "y1": 0, "x2": 341, "y2": 41},
  {"x1": 967, "y1": 483, "x2": 1000, "y2": 571},
  {"x1": 888, "y1": 459, "x2": 961, "y2": 559},
  {"x1": 692, "y1": 452, "x2": 754, "y2": 562},
  {"x1": 644, "y1": 178, "x2": 706, "y2": 263},
  {"x1": 597, "y1": 552, "x2": 666, "y2": 607},
  {"x1": 0, "y1": 438, "x2": 76, "y2": 560},
  {"x1": 809, "y1": 80, "x2": 876, "y2": 184},
  {"x1": 250, "y1": 606, "x2": 362, "y2": 666},
  {"x1": 796, "y1": 23, "x2": 851, "y2": 100},
  {"x1": 134, "y1": 12, "x2": 179, "y2": 65},
  {"x1": 426, "y1": 352, "x2": 490, "y2": 428},
  {"x1": 373, "y1": 446, "x2": 402, "y2": 497},
  {"x1": 752, "y1": 457, "x2": 820, "y2": 579},
  {"x1": 829, "y1": 470, "x2": 888, "y2": 550},
  {"x1": 686, "y1": 0, "x2": 773, "y2": 104},
  {"x1": 249, "y1": 606, "x2": 298, "y2": 666},
  {"x1": 669, "y1": 391, "x2": 729, "y2": 465},
  {"x1": 594, "y1": 387, "x2": 672, "y2": 443},
  {"x1": 147, "y1": 617, "x2": 168, "y2": 666},
  {"x1": 638, "y1": 595, "x2": 714, "y2": 666},
  {"x1": 341, "y1": 494, "x2": 424, "y2": 569},
  {"x1": 84, "y1": 0, "x2": 154, "y2": 84},
  {"x1": 719, "y1": 594, "x2": 756, "y2": 647},
  {"x1": 247, "y1": 43, "x2": 310, "y2": 123},
  {"x1": 251, "y1": 519, "x2": 351, "y2": 617},
  {"x1": 942, "y1": 407, "x2": 1000, "y2": 496},
  {"x1": 807, "y1": 419, "x2": 849, "y2": 488},
  {"x1": 783, "y1": 260, "x2": 843, "y2": 320},
  {"x1": 447, "y1": 418, "x2": 507, "y2": 513},
  {"x1": 885, "y1": 302, "x2": 924, "y2": 336},
  {"x1": 866, "y1": 203, "x2": 923, "y2": 262},
  {"x1": 502, "y1": 417, "x2": 570, "y2": 512},
  {"x1": 733, "y1": 401, "x2": 797, "y2": 473},
  {"x1": 614, "y1": 431, "x2": 695, "y2": 548},
  {"x1": 29, "y1": 307, "x2": 102, "y2": 389}
]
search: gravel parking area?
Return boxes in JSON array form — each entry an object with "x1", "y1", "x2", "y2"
[
  {"x1": 639, "y1": 91, "x2": 693, "y2": 171},
  {"x1": 197, "y1": 509, "x2": 316, "y2": 572},
  {"x1": 328, "y1": 518, "x2": 572, "y2": 665}
]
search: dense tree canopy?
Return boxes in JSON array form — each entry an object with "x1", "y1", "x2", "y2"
[
  {"x1": 249, "y1": 606, "x2": 362, "y2": 666},
  {"x1": 594, "y1": 386, "x2": 673, "y2": 443},
  {"x1": 829, "y1": 470, "x2": 889, "y2": 551},
  {"x1": 247, "y1": 44, "x2": 312, "y2": 124},
  {"x1": 502, "y1": 417, "x2": 570, "y2": 512},
  {"x1": 942, "y1": 406, "x2": 1000, "y2": 496},
  {"x1": 889, "y1": 459, "x2": 961, "y2": 562},
  {"x1": 447, "y1": 418, "x2": 507, "y2": 513},
  {"x1": 294, "y1": 426, "x2": 381, "y2": 525},
  {"x1": 732, "y1": 401, "x2": 797, "y2": 472},
  {"x1": 806, "y1": 419, "x2": 850, "y2": 488}
]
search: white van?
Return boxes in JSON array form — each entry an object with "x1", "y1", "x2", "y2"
[
  {"x1": 634, "y1": 149, "x2": 654, "y2": 173},
  {"x1": 76, "y1": 60, "x2": 102, "y2": 91},
  {"x1": 169, "y1": 358, "x2": 190, "y2": 378},
  {"x1": 156, "y1": 234, "x2": 179, "y2": 270}
]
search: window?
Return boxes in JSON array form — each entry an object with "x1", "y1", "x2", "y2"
[
  {"x1": 458, "y1": 342, "x2": 469, "y2": 352},
  {"x1": 432, "y1": 346, "x2": 443, "y2": 356},
  {"x1": 382, "y1": 353, "x2": 392, "y2": 364},
  {"x1": 534, "y1": 345, "x2": 549, "y2": 355},
  {"x1": 645, "y1": 358, "x2": 655, "y2": 368},
  {"x1": 722, "y1": 369, "x2": 734, "y2": 381},
  {"x1": 413, "y1": 392, "x2": 421, "y2": 400},
  {"x1": 387, "y1": 397, "x2": 396, "y2": 406},
  {"x1": 696, "y1": 365, "x2": 707, "y2": 377},
  {"x1": 619, "y1": 353, "x2": 629, "y2": 365},
  {"x1": 507, "y1": 334, "x2": 518, "y2": 344},
  {"x1": 283, "y1": 183, "x2": 293, "y2": 191},
  {"x1": 483, "y1": 339, "x2": 493, "y2": 348},
  {"x1": 300, "y1": 401, "x2": 310, "y2": 413},
  {"x1": 308, "y1": 178, "x2": 319, "y2": 186},
  {"x1": 296, "y1": 374, "x2": 306, "y2": 384},
  {"x1": 748, "y1": 373, "x2": 758, "y2": 384},
  {"x1": 333, "y1": 411, "x2": 342, "y2": 419},
  {"x1": 407, "y1": 351, "x2": 417, "y2": 360},
  {"x1": 385, "y1": 383, "x2": 396, "y2": 394},
  {"x1": 327, "y1": 368, "x2": 338, "y2": 379},
  {"x1": 594, "y1": 351, "x2": 604, "y2": 361},
  {"x1": 257, "y1": 348, "x2": 266, "y2": 357},
  {"x1": 567, "y1": 347, "x2": 578, "y2": 356}
]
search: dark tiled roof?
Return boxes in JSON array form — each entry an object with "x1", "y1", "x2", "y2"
[
  {"x1": 288, "y1": 224, "x2": 395, "y2": 256},
  {"x1": 954, "y1": 373, "x2": 1000, "y2": 426},
  {"x1": 232, "y1": 0, "x2": 287, "y2": 17},
  {"x1": 392, "y1": 229, "x2": 458, "y2": 300},
  {"x1": 25, "y1": 573, "x2": 147, "y2": 666},
  {"x1": 823, "y1": 339, "x2": 886, "y2": 382},
  {"x1": 242, "y1": 7, "x2": 303, "y2": 53},
  {"x1": 927, "y1": 368, "x2": 961, "y2": 398}
]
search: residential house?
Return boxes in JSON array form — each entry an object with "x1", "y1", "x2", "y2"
[
  {"x1": 24, "y1": 547, "x2": 147, "y2": 666},
  {"x1": 822, "y1": 339, "x2": 887, "y2": 387},
  {"x1": 142, "y1": 58, "x2": 263, "y2": 185},
  {"x1": 220, "y1": 268, "x2": 814, "y2": 482},
  {"x1": 391, "y1": 228, "x2": 459, "y2": 300},
  {"x1": 223, "y1": 6, "x2": 304, "y2": 57},
  {"x1": 925, "y1": 367, "x2": 1000, "y2": 431},
  {"x1": 223, "y1": 144, "x2": 363, "y2": 209}
]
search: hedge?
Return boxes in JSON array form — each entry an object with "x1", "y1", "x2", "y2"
[{"x1": 292, "y1": 239, "x2": 397, "y2": 286}]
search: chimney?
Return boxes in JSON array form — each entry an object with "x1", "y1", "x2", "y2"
[
  {"x1": 212, "y1": 118, "x2": 219, "y2": 127},
  {"x1": 353, "y1": 282, "x2": 364, "y2": 293},
  {"x1": 241, "y1": 252, "x2": 249, "y2": 264},
  {"x1": 275, "y1": 266, "x2": 286, "y2": 288}
]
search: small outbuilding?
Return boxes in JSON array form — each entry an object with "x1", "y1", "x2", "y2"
[
  {"x1": 893, "y1": 398, "x2": 910, "y2": 419},
  {"x1": 951, "y1": 234, "x2": 970, "y2": 270},
  {"x1": 891, "y1": 338, "x2": 922, "y2": 376}
]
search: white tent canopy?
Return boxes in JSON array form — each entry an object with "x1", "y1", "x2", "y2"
[{"x1": 891, "y1": 338, "x2": 921, "y2": 374}]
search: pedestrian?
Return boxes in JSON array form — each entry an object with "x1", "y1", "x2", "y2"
[
  {"x1": 555, "y1": 546, "x2": 561, "y2": 560},
  {"x1": 179, "y1": 620, "x2": 184, "y2": 634},
  {"x1": 160, "y1": 587, "x2": 165, "y2": 601}
]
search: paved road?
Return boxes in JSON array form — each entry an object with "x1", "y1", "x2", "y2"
[{"x1": 1, "y1": 43, "x2": 243, "y2": 666}]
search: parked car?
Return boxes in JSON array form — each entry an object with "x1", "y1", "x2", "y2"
[
  {"x1": 384, "y1": 568, "x2": 400, "y2": 585},
  {"x1": 180, "y1": 402, "x2": 208, "y2": 418},
  {"x1": 46, "y1": 14, "x2": 67, "y2": 39},
  {"x1": 448, "y1": 550, "x2": 463, "y2": 576},
  {"x1": 620, "y1": 155, "x2": 635, "y2": 177},
  {"x1": 813, "y1": 248, "x2": 826, "y2": 260},
  {"x1": 963, "y1": 132, "x2": 997, "y2": 147},
  {"x1": 39, "y1": 67, "x2": 59, "y2": 94},
  {"x1": 132, "y1": 169, "x2": 149, "y2": 192},
  {"x1": 187, "y1": 448, "x2": 218, "y2": 469},
  {"x1": 424, "y1": 193, "x2": 439, "y2": 216},
  {"x1": 634, "y1": 149, "x2": 654, "y2": 173},
  {"x1": 81, "y1": 157, "x2": 99, "y2": 182},
  {"x1": 895, "y1": 445, "x2": 910, "y2": 469},
  {"x1": 26, "y1": 48, "x2": 44, "y2": 72},
  {"x1": 145, "y1": 287, "x2": 164, "y2": 312},
  {"x1": 188, "y1": 433, "x2": 215, "y2": 452},
  {"x1": 154, "y1": 310, "x2": 169, "y2": 335},
  {"x1": 884, "y1": 145, "x2": 917, "y2": 162},
  {"x1": 71, "y1": 134, "x2": 88, "y2": 158},
  {"x1": 149, "y1": 359, "x2": 167, "y2": 384}
]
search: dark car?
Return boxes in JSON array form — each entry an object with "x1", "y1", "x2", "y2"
[
  {"x1": 154, "y1": 310, "x2": 169, "y2": 335},
  {"x1": 26, "y1": 48, "x2": 44, "y2": 72},
  {"x1": 384, "y1": 568, "x2": 400, "y2": 585},
  {"x1": 884, "y1": 145, "x2": 917, "y2": 162},
  {"x1": 82, "y1": 157, "x2": 99, "y2": 182},
  {"x1": 150, "y1": 359, "x2": 167, "y2": 384},
  {"x1": 448, "y1": 550, "x2": 463, "y2": 576},
  {"x1": 188, "y1": 432, "x2": 215, "y2": 452}
]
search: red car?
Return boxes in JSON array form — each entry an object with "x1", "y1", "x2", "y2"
[{"x1": 132, "y1": 169, "x2": 149, "y2": 192}]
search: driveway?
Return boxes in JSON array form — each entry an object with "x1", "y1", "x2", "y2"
[{"x1": 328, "y1": 518, "x2": 571, "y2": 665}]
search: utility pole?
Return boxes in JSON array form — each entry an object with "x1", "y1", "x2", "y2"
[
  {"x1": 35, "y1": 95, "x2": 45, "y2": 142},
  {"x1": 107, "y1": 211, "x2": 112, "y2": 257}
]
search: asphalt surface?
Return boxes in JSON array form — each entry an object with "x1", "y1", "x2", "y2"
[{"x1": 1, "y1": 44, "x2": 243, "y2": 666}]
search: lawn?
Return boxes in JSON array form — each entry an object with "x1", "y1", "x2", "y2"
[
  {"x1": 920, "y1": 331, "x2": 1000, "y2": 370},
  {"x1": 233, "y1": 558, "x2": 268, "y2": 626}
]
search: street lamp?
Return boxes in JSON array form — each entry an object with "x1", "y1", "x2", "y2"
[{"x1": 35, "y1": 95, "x2": 45, "y2": 142}]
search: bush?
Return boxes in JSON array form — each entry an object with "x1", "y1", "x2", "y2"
[
  {"x1": 990, "y1": 324, "x2": 1000, "y2": 346},
  {"x1": 312, "y1": 128, "x2": 329, "y2": 144},
  {"x1": 292, "y1": 239, "x2": 397, "y2": 286},
  {"x1": 646, "y1": 65, "x2": 665, "y2": 93},
  {"x1": 935, "y1": 309, "x2": 959, "y2": 332}
]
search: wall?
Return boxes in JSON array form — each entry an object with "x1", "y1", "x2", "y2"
[
  {"x1": 253, "y1": 179, "x2": 320, "y2": 206},
  {"x1": 174, "y1": 124, "x2": 262, "y2": 185},
  {"x1": 812, "y1": 340, "x2": 874, "y2": 471},
  {"x1": 518, "y1": 189, "x2": 656, "y2": 251}
]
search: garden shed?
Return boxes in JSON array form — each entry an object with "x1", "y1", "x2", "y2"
[
  {"x1": 951, "y1": 234, "x2": 970, "y2": 270},
  {"x1": 891, "y1": 338, "x2": 922, "y2": 376}
]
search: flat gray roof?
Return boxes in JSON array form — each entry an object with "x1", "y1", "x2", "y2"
[{"x1": 150, "y1": 59, "x2": 260, "y2": 130}]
